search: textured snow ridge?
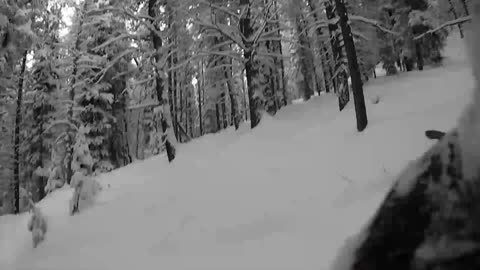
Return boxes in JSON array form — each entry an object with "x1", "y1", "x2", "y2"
[{"x1": 0, "y1": 33, "x2": 474, "y2": 270}]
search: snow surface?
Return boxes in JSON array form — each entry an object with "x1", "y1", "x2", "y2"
[{"x1": 1, "y1": 33, "x2": 474, "y2": 270}]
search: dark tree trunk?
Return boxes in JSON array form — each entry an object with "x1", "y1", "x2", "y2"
[
  {"x1": 184, "y1": 91, "x2": 188, "y2": 138},
  {"x1": 306, "y1": 0, "x2": 333, "y2": 95},
  {"x1": 37, "y1": 134, "x2": 46, "y2": 201},
  {"x1": 148, "y1": 0, "x2": 175, "y2": 162},
  {"x1": 326, "y1": 0, "x2": 349, "y2": 111},
  {"x1": 271, "y1": 0, "x2": 286, "y2": 107},
  {"x1": 221, "y1": 93, "x2": 228, "y2": 129},
  {"x1": 335, "y1": 0, "x2": 368, "y2": 131},
  {"x1": 111, "y1": 89, "x2": 132, "y2": 167},
  {"x1": 13, "y1": 53, "x2": 27, "y2": 214},
  {"x1": 460, "y1": 0, "x2": 470, "y2": 16},
  {"x1": 275, "y1": 22, "x2": 288, "y2": 106},
  {"x1": 264, "y1": 16, "x2": 279, "y2": 115},
  {"x1": 225, "y1": 61, "x2": 239, "y2": 130},
  {"x1": 178, "y1": 79, "x2": 183, "y2": 143},
  {"x1": 240, "y1": 1, "x2": 261, "y2": 129},
  {"x1": 415, "y1": 40, "x2": 424, "y2": 71},
  {"x1": 172, "y1": 52, "x2": 179, "y2": 141},
  {"x1": 215, "y1": 103, "x2": 221, "y2": 132},
  {"x1": 295, "y1": 15, "x2": 314, "y2": 101}
]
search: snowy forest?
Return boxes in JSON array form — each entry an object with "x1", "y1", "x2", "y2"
[
  {"x1": 3, "y1": 0, "x2": 480, "y2": 268},
  {"x1": 0, "y1": 0, "x2": 471, "y2": 216}
]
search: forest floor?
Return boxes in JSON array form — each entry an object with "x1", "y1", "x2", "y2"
[{"x1": 0, "y1": 32, "x2": 474, "y2": 270}]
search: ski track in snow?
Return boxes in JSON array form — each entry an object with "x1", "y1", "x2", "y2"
[{"x1": 0, "y1": 33, "x2": 475, "y2": 270}]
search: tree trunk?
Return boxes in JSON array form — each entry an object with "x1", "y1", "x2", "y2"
[
  {"x1": 13, "y1": 53, "x2": 27, "y2": 214},
  {"x1": 111, "y1": 91, "x2": 132, "y2": 167},
  {"x1": 271, "y1": 0, "x2": 288, "y2": 106},
  {"x1": 460, "y1": 0, "x2": 470, "y2": 16},
  {"x1": 240, "y1": 1, "x2": 261, "y2": 129},
  {"x1": 184, "y1": 91, "x2": 188, "y2": 138},
  {"x1": 447, "y1": 0, "x2": 464, "y2": 38},
  {"x1": 335, "y1": 0, "x2": 368, "y2": 131},
  {"x1": 306, "y1": 0, "x2": 332, "y2": 94},
  {"x1": 148, "y1": 0, "x2": 176, "y2": 162},
  {"x1": 415, "y1": 40, "x2": 424, "y2": 71},
  {"x1": 197, "y1": 65, "x2": 204, "y2": 136},
  {"x1": 221, "y1": 93, "x2": 227, "y2": 129},
  {"x1": 225, "y1": 62, "x2": 239, "y2": 130},
  {"x1": 295, "y1": 14, "x2": 314, "y2": 101},
  {"x1": 326, "y1": 0, "x2": 348, "y2": 110},
  {"x1": 242, "y1": 70, "x2": 248, "y2": 121},
  {"x1": 178, "y1": 79, "x2": 183, "y2": 143},
  {"x1": 65, "y1": 0, "x2": 88, "y2": 185},
  {"x1": 215, "y1": 103, "x2": 221, "y2": 132}
]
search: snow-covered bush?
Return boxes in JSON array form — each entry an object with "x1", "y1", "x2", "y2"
[
  {"x1": 27, "y1": 201, "x2": 47, "y2": 248},
  {"x1": 42, "y1": 134, "x2": 68, "y2": 194},
  {"x1": 69, "y1": 128, "x2": 102, "y2": 215},
  {"x1": 69, "y1": 170, "x2": 102, "y2": 215}
]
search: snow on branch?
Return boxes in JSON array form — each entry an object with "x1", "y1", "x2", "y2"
[
  {"x1": 91, "y1": 33, "x2": 138, "y2": 52},
  {"x1": 195, "y1": 19, "x2": 246, "y2": 50},
  {"x1": 195, "y1": 50, "x2": 244, "y2": 62},
  {"x1": 350, "y1": 15, "x2": 399, "y2": 36},
  {"x1": 94, "y1": 48, "x2": 137, "y2": 84},
  {"x1": 414, "y1": 16, "x2": 472, "y2": 40},
  {"x1": 197, "y1": 0, "x2": 241, "y2": 21},
  {"x1": 127, "y1": 101, "x2": 159, "y2": 110}
]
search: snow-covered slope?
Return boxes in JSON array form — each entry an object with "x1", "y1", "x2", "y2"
[{"x1": 1, "y1": 33, "x2": 474, "y2": 270}]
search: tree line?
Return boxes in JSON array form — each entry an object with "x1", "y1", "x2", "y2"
[{"x1": 0, "y1": 0, "x2": 469, "y2": 214}]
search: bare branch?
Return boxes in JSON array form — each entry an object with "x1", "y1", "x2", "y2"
[
  {"x1": 197, "y1": 0, "x2": 241, "y2": 21},
  {"x1": 350, "y1": 15, "x2": 399, "y2": 36},
  {"x1": 414, "y1": 15, "x2": 472, "y2": 40}
]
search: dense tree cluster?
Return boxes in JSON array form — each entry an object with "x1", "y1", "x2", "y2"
[{"x1": 0, "y1": 0, "x2": 468, "y2": 214}]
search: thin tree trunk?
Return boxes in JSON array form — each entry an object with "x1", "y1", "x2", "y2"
[
  {"x1": 460, "y1": 0, "x2": 470, "y2": 16},
  {"x1": 111, "y1": 86, "x2": 132, "y2": 167},
  {"x1": 264, "y1": 4, "x2": 279, "y2": 114},
  {"x1": 197, "y1": 62, "x2": 204, "y2": 136},
  {"x1": 178, "y1": 80, "x2": 183, "y2": 142},
  {"x1": 307, "y1": 0, "x2": 332, "y2": 93},
  {"x1": 13, "y1": 53, "x2": 27, "y2": 214},
  {"x1": 65, "y1": 0, "x2": 88, "y2": 185},
  {"x1": 37, "y1": 121, "x2": 45, "y2": 201},
  {"x1": 216, "y1": 103, "x2": 221, "y2": 132},
  {"x1": 295, "y1": 15, "x2": 314, "y2": 100},
  {"x1": 240, "y1": 2, "x2": 261, "y2": 129},
  {"x1": 148, "y1": 0, "x2": 176, "y2": 162},
  {"x1": 242, "y1": 70, "x2": 248, "y2": 121},
  {"x1": 272, "y1": 0, "x2": 288, "y2": 105},
  {"x1": 225, "y1": 62, "x2": 239, "y2": 130},
  {"x1": 335, "y1": 0, "x2": 368, "y2": 131},
  {"x1": 184, "y1": 91, "x2": 188, "y2": 138},
  {"x1": 221, "y1": 93, "x2": 227, "y2": 129},
  {"x1": 448, "y1": 0, "x2": 464, "y2": 38},
  {"x1": 325, "y1": 0, "x2": 341, "y2": 94},
  {"x1": 327, "y1": 0, "x2": 349, "y2": 110}
]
